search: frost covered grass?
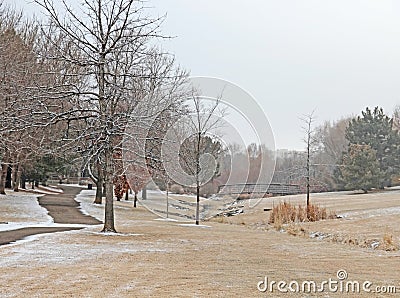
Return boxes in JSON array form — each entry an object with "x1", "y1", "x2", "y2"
[
  {"x1": 1, "y1": 187, "x2": 400, "y2": 297},
  {"x1": 0, "y1": 188, "x2": 172, "y2": 269},
  {"x1": 0, "y1": 227, "x2": 169, "y2": 267},
  {"x1": 0, "y1": 191, "x2": 52, "y2": 229}
]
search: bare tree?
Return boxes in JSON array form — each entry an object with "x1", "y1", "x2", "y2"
[
  {"x1": 0, "y1": 6, "x2": 49, "y2": 194},
  {"x1": 316, "y1": 118, "x2": 350, "y2": 162},
  {"x1": 33, "y1": 0, "x2": 171, "y2": 232},
  {"x1": 300, "y1": 111, "x2": 317, "y2": 207},
  {"x1": 162, "y1": 93, "x2": 225, "y2": 225},
  {"x1": 313, "y1": 117, "x2": 351, "y2": 190}
]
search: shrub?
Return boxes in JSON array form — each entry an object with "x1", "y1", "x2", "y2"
[
  {"x1": 269, "y1": 202, "x2": 336, "y2": 230},
  {"x1": 378, "y1": 233, "x2": 399, "y2": 251}
]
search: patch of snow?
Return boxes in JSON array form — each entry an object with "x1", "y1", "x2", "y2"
[
  {"x1": 16, "y1": 188, "x2": 60, "y2": 195},
  {"x1": 310, "y1": 231, "x2": 331, "y2": 240},
  {"x1": 74, "y1": 190, "x2": 142, "y2": 221},
  {"x1": 147, "y1": 189, "x2": 206, "y2": 199},
  {"x1": 62, "y1": 184, "x2": 91, "y2": 188},
  {"x1": 0, "y1": 193, "x2": 53, "y2": 230},
  {"x1": 371, "y1": 241, "x2": 380, "y2": 249},
  {"x1": 154, "y1": 218, "x2": 178, "y2": 222},
  {"x1": 178, "y1": 224, "x2": 211, "y2": 228},
  {"x1": 336, "y1": 214, "x2": 347, "y2": 219},
  {"x1": 39, "y1": 185, "x2": 63, "y2": 193},
  {"x1": 74, "y1": 190, "x2": 104, "y2": 222},
  {"x1": 86, "y1": 231, "x2": 144, "y2": 237},
  {"x1": 341, "y1": 207, "x2": 400, "y2": 219}
]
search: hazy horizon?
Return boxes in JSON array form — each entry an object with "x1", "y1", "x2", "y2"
[{"x1": 9, "y1": 0, "x2": 400, "y2": 150}]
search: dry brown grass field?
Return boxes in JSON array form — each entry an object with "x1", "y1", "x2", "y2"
[{"x1": 1, "y1": 187, "x2": 400, "y2": 297}]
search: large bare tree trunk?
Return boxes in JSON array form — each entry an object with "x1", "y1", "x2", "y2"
[
  {"x1": 94, "y1": 178, "x2": 103, "y2": 204},
  {"x1": 13, "y1": 165, "x2": 22, "y2": 192},
  {"x1": 21, "y1": 173, "x2": 26, "y2": 189},
  {"x1": 5, "y1": 165, "x2": 12, "y2": 189},
  {"x1": 11, "y1": 164, "x2": 17, "y2": 190},
  {"x1": 93, "y1": 162, "x2": 103, "y2": 204},
  {"x1": 0, "y1": 162, "x2": 8, "y2": 195},
  {"x1": 196, "y1": 184, "x2": 200, "y2": 225},
  {"x1": 195, "y1": 131, "x2": 201, "y2": 225},
  {"x1": 102, "y1": 149, "x2": 116, "y2": 232}
]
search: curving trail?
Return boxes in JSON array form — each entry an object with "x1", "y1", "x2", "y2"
[
  {"x1": 38, "y1": 186, "x2": 101, "y2": 225},
  {"x1": 0, "y1": 186, "x2": 101, "y2": 246}
]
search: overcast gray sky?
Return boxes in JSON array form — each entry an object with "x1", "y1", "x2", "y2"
[{"x1": 9, "y1": 0, "x2": 400, "y2": 149}]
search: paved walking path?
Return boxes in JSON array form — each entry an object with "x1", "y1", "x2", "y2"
[{"x1": 0, "y1": 186, "x2": 102, "y2": 246}]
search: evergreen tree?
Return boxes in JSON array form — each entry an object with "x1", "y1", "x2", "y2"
[
  {"x1": 345, "y1": 107, "x2": 400, "y2": 188},
  {"x1": 341, "y1": 144, "x2": 383, "y2": 192}
]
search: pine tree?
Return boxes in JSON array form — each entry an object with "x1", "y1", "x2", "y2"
[
  {"x1": 345, "y1": 107, "x2": 400, "y2": 188},
  {"x1": 341, "y1": 144, "x2": 383, "y2": 192}
]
